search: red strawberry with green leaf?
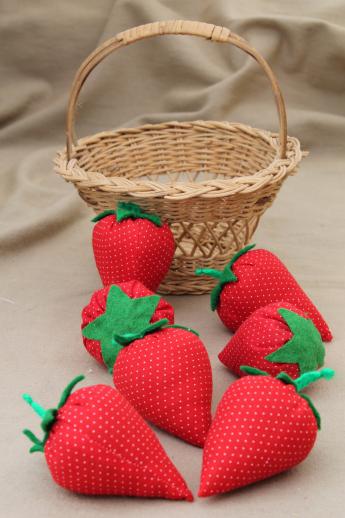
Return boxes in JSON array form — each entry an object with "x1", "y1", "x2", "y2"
[
  {"x1": 82, "y1": 287, "x2": 213, "y2": 447},
  {"x1": 219, "y1": 301, "x2": 326, "y2": 379},
  {"x1": 22, "y1": 375, "x2": 193, "y2": 500},
  {"x1": 199, "y1": 367, "x2": 334, "y2": 497},
  {"x1": 92, "y1": 202, "x2": 175, "y2": 291},
  {"x1": 81, "y1": 281, "x2": 174, "y2": 365},
  {"x1": 196, "y1": 244, "x2": 332, "y2": 342}
]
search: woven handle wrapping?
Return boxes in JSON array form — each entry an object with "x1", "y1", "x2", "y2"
[{"x1": 66, "y1": 20, "x2": 288, "y2": 159}]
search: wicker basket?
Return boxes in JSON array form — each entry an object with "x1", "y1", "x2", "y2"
[{"x1": 55, "y1": 20, "x2": 304, "y2": 295}]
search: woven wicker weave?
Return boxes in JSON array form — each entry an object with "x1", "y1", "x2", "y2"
[{"x1": 55, "y1": 20, "x2": 304, "y2": 294}]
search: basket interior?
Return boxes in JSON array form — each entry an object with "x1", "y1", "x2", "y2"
[{"x1": 73, "y1": 122, "x2": 277, "y2": 183}]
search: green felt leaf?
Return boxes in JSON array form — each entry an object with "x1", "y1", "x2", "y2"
[
  {"x1": 91, "y1": 209, "x2": 115, "y2": 222},
  {"x1": 265, "y1": 308, "x2": 325, "y2": 374},
  {"x1": 195, "y1": 244, "x2": 256, "y2": 310},
  {"x1": 57, "y1": 374, "x2": 85, "y2": 409},
  {"x1": 23, "y1": 428, "x2": 45, "y2": 452},
  {"x1": 299, "y1": 393, "x2": 321, "y2": 430},
  {"x1": 82, "y1": 285, "x2": 162, "y2": 372},
  {"x1": 240, "y1": 366, "x2": 269, "y2": 376}
]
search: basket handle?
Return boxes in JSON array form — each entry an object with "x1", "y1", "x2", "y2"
[{"x1": 66, "y1": 20, "x2": 287, "y2": 160}]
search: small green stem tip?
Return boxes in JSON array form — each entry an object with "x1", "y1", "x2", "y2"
[
  {"x1": 294, "y1": 368, "x2": 335, "y2": 392},
  {"x1": 195, "y1": 268, "x2": 222, "y2": 279},
  {"x1": 22, "y1": 394, "x2": 46, "y2": 418},
  {"x1": 114, "y1": 318, "x2": 169, "y2": 345}
]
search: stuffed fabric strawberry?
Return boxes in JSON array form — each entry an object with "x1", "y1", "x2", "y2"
[
  {"x1": 82, "y1": 286, "x2": 213, "y2": 447},
  {"x1": 196, "y1": 244, "x2": 332, "y2": 342},
  {"x1": 199, "y1": 367, "x2": 334, "y2": 497},
  {"x1": 92, "y1": 202, "x2": 175, "y2": 291},
  {"x1": 22, "y1": 375, "x2": 193, "y2": 500},
  {"x1": 219, "y1": 301, "x2": 326, "y2": 379},
  {"x1": 81, "y1": 281, "x2": 174, "y2": 365}
]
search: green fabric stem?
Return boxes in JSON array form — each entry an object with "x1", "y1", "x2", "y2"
[
  {"x1": 109, "y1": 321, "x2": 200, "y2": 372},
  {"x1": 114, "y1": 318, "x2": 169, "y2": 345},
  {"x1": 107, "y1": 318, "x2": 169, "y2": 373},
  {"x1": 195, "y1": 244, "x2": 256, "y2": 310},
  {"x1": 195, "y1": 268, "x2": 223, "y2": 279},
  {"x1": 41, "y1": 409, "x2": 58, "y2": 432},
  {"x1": 276, "y1": 368, "x2": 334, "y2": 430},
  {"x1": 240, "y1": 366, "x2": 334, "y2": 430},
  {"x1": 116, "y1": 202, "x2": 162, "y2": 226},
  {"x1": 293, "y1": 368, "x2": 335, "y2": 392},
  {"x1": 91, "y1": 209, "x2": 115, "y2": 222},
  {"x1": 57, "y1": 374, "x2": 86, "y2": 408},
  {"x1": 22, "y1": 394, "x2": 46, "y2": 417},
  {"x1": 22, "y1": 374, "x2": 85, "y2": 453},
  {"x1": 276, "y1": 368, "x2": 334, "y2": 393},
  {"x1": 265, "y1": 308, "x2": 326, "y2": 374}
]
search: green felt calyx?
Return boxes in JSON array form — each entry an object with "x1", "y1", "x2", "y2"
[
  {"x1": 277, "y1": 368, "x2": 335, "y2": 393},
  {"x1": 82, "y1": 285, "x2": 165, "y2": 372},
  {"x1": 82, "y1": 286, "x2": 202, "y2": 372},
  {"x1": 240, "y1": 366, "x2": 335, "y2": 429},
  {"x1": 276, "y1": 368, "x2": 334, "y2": 429},
  {"x1": 195, "y1": 244, "x2": 256, "y2": 310},
  {"x1": 116, "y1": 202, "x2": 162, "y2": 226},
  {"x1": 265, "y1": 308, "x2": 325, "y2": 374},
  {"x1": 91, "y1": 202, "x2": 162, "y2": 226},
  {"x1": 22, "y1": 374, "x2": 85, "y2": 453}
]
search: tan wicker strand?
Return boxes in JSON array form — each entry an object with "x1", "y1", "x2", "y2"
[{"x1": 55, "y1": 20, "x2": 306, "y2": 294}]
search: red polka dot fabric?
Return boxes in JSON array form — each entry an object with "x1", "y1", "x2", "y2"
[
  {"x1": 113, "y1": 327, "x2": 213, "y2": 447},
  {"x1": 81, "y1": 280, "x2": 174, "y2": 365},
  {"x1": 219, "y1": 301, "x2": 308, "y2": 379},
  {"x1": 217, "y1": 248, "x2": 332, "y2": 342},
  {"x1": 45, "y1": 384, "x2": 193, "y2": 500},
  {"x1": 92, "y1": 213, "x2": 175, "y2": 291},
  {"x1": 199, "y1": 375, "x2": 318, "y2": 497}
]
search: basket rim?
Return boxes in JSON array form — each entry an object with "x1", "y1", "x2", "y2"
[{"x1": 55, "y1": 121, "x2": 304, "y2": 201}]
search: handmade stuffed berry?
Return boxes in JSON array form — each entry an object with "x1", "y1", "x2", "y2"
[
  {"x1": 219, "y1": 301, "x2": 326, "y2": 379},
  {"x1": 199, "y1": 367, "x2": 334, "y2": 497},
  {"x1": 22, "y1": 375, "x2": 193, "y2": 500},
  {"x1": 92, "y1": 202, "x2": 175, "y2": 291},
  {"x1": 81, "y1": 281, "x2": 174, "y2": 365},
  {"x1": 82, "y1": 286, "x2": 213, "y2": 447},
  {"x1": 196, "y1": 244, "x2": 332, "y2": 341}
]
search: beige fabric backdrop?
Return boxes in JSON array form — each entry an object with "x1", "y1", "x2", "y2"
[{"x1": 1, "y1": 1, "x2": 344, "y2": 517}]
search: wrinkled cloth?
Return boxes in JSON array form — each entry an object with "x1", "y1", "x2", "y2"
[{"x1": 1, "y1": 2, "x2": 344, "y2": 517}]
